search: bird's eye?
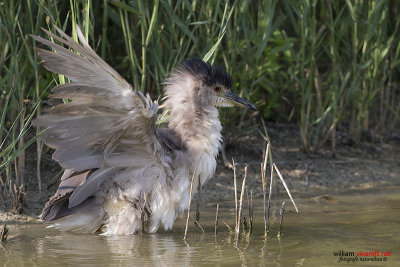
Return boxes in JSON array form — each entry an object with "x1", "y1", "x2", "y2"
[{"x1": 213, "y1": 85, "x2": 222, "y2": 93}]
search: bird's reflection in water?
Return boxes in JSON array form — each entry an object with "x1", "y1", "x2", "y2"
[
  {"x1": 105, "y1": 234, "x2": 190, "y2": 265},
  {"x1": 35, "y1": 230, "x2": 190, "y2": 265}
]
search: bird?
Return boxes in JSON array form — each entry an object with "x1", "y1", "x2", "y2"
[{"x1": 31, "y1": 25, "x2": 257, "y2": 235}]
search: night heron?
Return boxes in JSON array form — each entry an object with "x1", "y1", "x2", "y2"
[{"x1": 32, "y1": 26, "x2": 257, "y2": 235}]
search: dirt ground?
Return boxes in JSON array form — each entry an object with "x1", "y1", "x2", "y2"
[
  {"x1": 1, "y1": 122, "x2": 400, "y2": 223},
  {"x1": 205, "y1": 123, "x2": 400, "y2": 202}
]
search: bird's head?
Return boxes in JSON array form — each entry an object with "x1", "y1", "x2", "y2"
[{"x1": 164, "y1": 58, "x2": 257, "y2": 112}]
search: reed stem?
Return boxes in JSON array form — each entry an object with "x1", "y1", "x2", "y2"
[
  {"x1": 235, "y1": 164, "x2": 248, "y2": 239},
  {"x1": 277, "y1": 201, "x2": 286, "y2": 238},
  {"x1": 266, "y1": 163, "x2": 274, "y2": 234},
  {"x1": 214, "y1": 204, "x2": 219, "y2": 235},
  {"x1": 184, "y1": 163, "x2": 198, "y2": 240}
]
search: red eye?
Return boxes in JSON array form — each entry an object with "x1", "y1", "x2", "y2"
[{"x1": 213, "y1": 85, "x2": 222, "y2": 92}]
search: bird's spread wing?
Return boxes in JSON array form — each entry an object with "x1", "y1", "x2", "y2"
[{"x1": 32, "y1": 26, "x2": 171, "y2": 214}]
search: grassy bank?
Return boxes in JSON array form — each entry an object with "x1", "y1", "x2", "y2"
[{"x1": 1, "y1": 0, "x2": 399, "y2": 212}]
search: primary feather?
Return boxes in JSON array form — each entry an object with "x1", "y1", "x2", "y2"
[{"x1": 33, "y1": 25, "x2": 237, "y2": 235}]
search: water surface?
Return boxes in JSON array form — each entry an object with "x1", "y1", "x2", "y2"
[{"x1": 1, "y1": 187, "x2": 399, "y2": 266}]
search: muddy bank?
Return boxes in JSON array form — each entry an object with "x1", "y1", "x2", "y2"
[
  {"x1": 2, "y1": 123, "x2": 400, "y2": 223},
  {"x1": 206, "y1": 123, "x2": 400, "y2": 202}
]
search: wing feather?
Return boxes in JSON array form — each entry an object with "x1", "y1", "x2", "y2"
[
  {"x1": 68, "y1": 167, "x2": 118, "y2": 208},
  {"x1": 32, "y1": 25, "x2": 163, "y2": 171}
]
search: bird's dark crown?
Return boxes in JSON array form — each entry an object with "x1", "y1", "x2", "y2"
[{"x1": 178, "y1": 58, "x2": 232, "y2": 89}]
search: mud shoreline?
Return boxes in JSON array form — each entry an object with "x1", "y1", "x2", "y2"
[{"x1": 2, "y1": 123, "x2": 399, "y2": 223}]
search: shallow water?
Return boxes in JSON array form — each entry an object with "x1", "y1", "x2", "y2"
[{"x1": 1, "y1": 187, "x2": 399, "y2": 266}]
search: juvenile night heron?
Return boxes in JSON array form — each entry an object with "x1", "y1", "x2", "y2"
[{"x1": 32, "y1": 26, "x2": 257, "y2": 235}]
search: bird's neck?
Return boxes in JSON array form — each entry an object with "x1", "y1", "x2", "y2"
[{"x1": 168, "y1": 104, "x2": 222, "y2": 186}]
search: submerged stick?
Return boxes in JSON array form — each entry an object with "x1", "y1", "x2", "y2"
[
  {"x1": 249, "y1": 189, "x2": 253, "y2": 234},
  {"x1": 236, "y1": 165, "x2": 248, "y2": 238},
  {"x1": 1, "y1": 225, "x2": 8, "y2": 242},
  {"x1": 184, "y1": 163, "x2": 198, "y2": 240},
  {"x1": 215, "y1": 204, "x2": 219, "y2": 235},
  {"x1": 277, "y1": 201, "x2": 286, "y2": 238},
  {"x1": 246, "y1": 187, "x2": 253, "y2": 235},
  {"x1": 273, "y1": 163, "x2": 299, "y2": 213},
  {"x1": 242, "y1": 216, "x2": 248, "y2": 233}
]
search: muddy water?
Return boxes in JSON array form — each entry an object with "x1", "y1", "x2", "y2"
[{"x1": 1, "y1": 187, "x2": 399, "y2": 266}]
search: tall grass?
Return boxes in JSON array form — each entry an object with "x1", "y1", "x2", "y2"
[
  {"x1": 280, "y1": 0, "x2": 400, "y2": 152},
  {"x1": 0, "y1": 0, "x2": 399, "y2": 211},
  {"x1": 0, "y1": 0, "x2": 47, "y2": 211},
  {"x1": 219, "y1": 0, "x2": 400, "y2": 152}
]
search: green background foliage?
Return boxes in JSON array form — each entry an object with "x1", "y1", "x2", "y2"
[{"x1": 0, "y1": 0, "x2": 399, "y2": 201}]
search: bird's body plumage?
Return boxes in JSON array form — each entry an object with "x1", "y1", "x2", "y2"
[{"x1": 33, "y1": 26, "x2": 256, "y2": 235}]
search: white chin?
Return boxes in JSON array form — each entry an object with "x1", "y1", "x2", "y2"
[{"x1": 215, "y1": 97, "x2": 234, "y2": 108}]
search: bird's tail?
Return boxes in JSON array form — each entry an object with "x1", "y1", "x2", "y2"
[
  {"x1": 46, "y1": 203, "x2": 105, "y2": 234},
  {"x1": 46, "y1": 212, "x2": 104, "y2": 233}
]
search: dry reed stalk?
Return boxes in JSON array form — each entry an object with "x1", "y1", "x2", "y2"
[
  {"x1": 17, "y1": 105, "x2": 26, "y2": 188},
  {"x1": 224, "y1": 222, "x2": 233, "y2": 234},
  {"x1": 262, "y1": 142, "x2": 270, "y2": 179},
  {"x1": 221, "y1": 146, "x2": 234, "y2": 169},
  {"x1": 232, "y1": 158, "x2": 238, "y2": 230},
  {"x1": 195, "y1": 175, "x2": 201, "y2": 231},
  {"x1": 46, "y1": 170, "x2": 63, "y2": 189},
  {"x1": 0, "y1": 185, "x2": 6, "y2": 210},
  {"x1": 261, "y1": 142, "x2": 270, "y2": 235},
  {"x1": 273, "y1": 163, "x2": 299, "y2": 212},
  {"x1": 277, "y1": 201, "x2": 286, "y2": 238},
  {"x1": 194, "y1": 221, "x2": 205, "y2": 235},
  {"x1": 184, "y1": 163, "x2": 198, "y2": 239},
  {"x1": 215, "y1": 204, "x2": 219, "y2": 235},
  {"x1": 35, "y1": 68, "x2": 42, "y2": 193},
  {"x1": 267, "y1": 163, "x2": 274, "y2": 234},
  {"x1": 236, "y1": 164, "x2": 248, "y2": 238},
  {"x1": 36, "y1": 141, "x2": 42, "y2": 192},
  {"x1": 249, "y1": 189, "x2": 253, "y2": 234}
]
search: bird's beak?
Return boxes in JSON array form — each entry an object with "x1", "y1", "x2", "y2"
[{"x1": 223, "y1": 92, "x2": 257, "y2": 111}]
